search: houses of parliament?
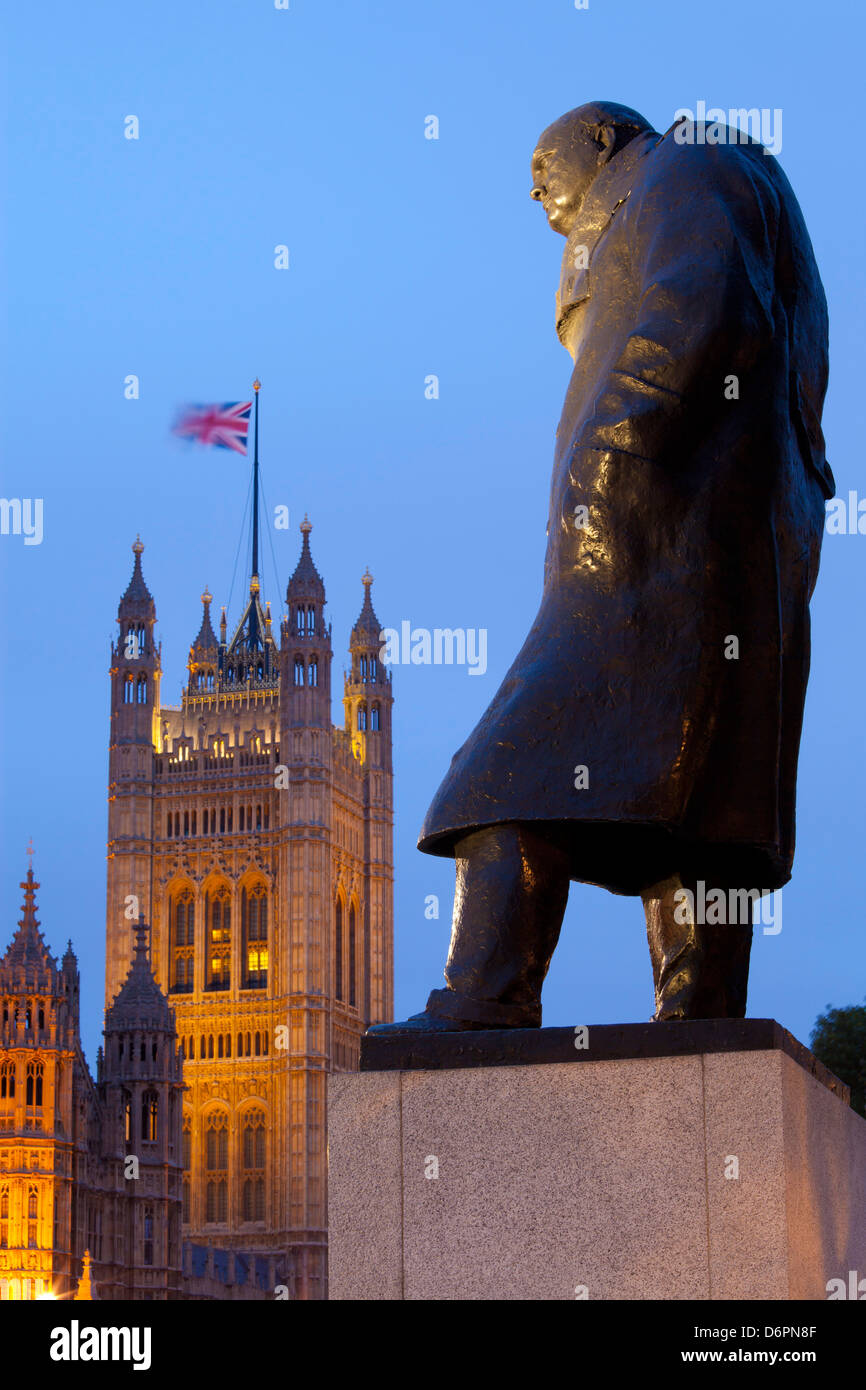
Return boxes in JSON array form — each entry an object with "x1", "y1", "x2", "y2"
[{"x1": 0, "y1": 506, "x2": 395, "y2": 1300}]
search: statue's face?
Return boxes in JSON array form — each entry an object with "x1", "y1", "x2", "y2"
[{"x1": 530, "y1": 119, "x2": 602, "y2": 237}]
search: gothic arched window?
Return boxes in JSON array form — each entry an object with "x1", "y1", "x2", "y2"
[
  {"x1": 123, "y1": 674, "x2": 134, "y2": 704},
  {"x1": 242, "y1": 884, "x2": 268, "y2": 989},
  {"x1": 360, "y1": 656, "x2": 367, "y2": 682},
  {"x1": 142, "y1": 1091, "x2": 158, "y2": 1143},
  {"x1": 358, "y1": 707, "x2": 367, "y2": 731},
  {"x1": 242, "y1": 1109, "x2": 266, "y2": 1169},
  {"x1": 0, "y1": 1063, "x2": 14, "y2": 1101},
  {"x1": 171, "y1": 889, "x2": 195, "y2": 994},
  {"x1": 182, "y1": 1115, "x2": 192, "y2": 1169},
  {"x1": 143, "y1": 1206, "x2": 154, "y2": 1266},
  {"x1": 370, "y1": 655, "x2": 378, "y2": 682},
  {"x1": 182, "y1": 1113, "x2": 192, "y2": 1223},
  {"x1": 241, "y1": 1178, "x2": 265, "y2": 1223},
  {"x1": 136, "y1": 674, "x2": 148, "y2": 704},
  {"x1": 349, "y1": 903, "x2": 357, "y2": 1008},
  {"x1": 205, "y1": 1178, "x2": 223, "y2": 1223},
  {"x1": 241, "y1": 1108, "x2": 266, "y2": 1223},
  {"x1": 25, "y1": 1061, "x2": 43, "y2": 1107},
  {"x1": 371, "y1": 705, "x2": 380, "y2": 731},
  {"x1": 309, "y1": 658, "x2": 318, "y2": 687},
  {"x1": 335, "y1": 897, "x2": 344, "y2": 1002},
  {"x1": 28, "y1": 1188, "x2": 37, "y2": 1220},
  {"x1": 294, "y1": 657, "x2": 304, "y2": 687},
  {"x1": 206, "y1": 1111, "x2": 228, "y2": 1169},
  {"x1": 206, "y1": 886, "x2": 232, "y2": 991},
  {"x1": 205, "y1": 1111, "x2": 229, "y2": 1224}
]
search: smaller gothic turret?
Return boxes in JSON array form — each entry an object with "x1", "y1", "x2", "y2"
[
  {"x1": 111, "y1": 537, "x2": 162, "y2": 741},
  {"x1": 106, "y1": 539, "x2": 161, "y2": 1006},
  {"x1": 0, "y1": 865, "x2": 76, "y2": 1052},
  {"x1": 281, "y1": 516, "x2": 333, "y2": 728},
  {"x1": 0, "y1": 867, "x2": 56, "y2": 999},
  {"x1": 0, "y1": 860, "x2": 82, "y2": 1299},
  {"x1": 105, "y1": 915, "x2": 177, "y2": 1038},
  {"x1": 61, "y1": 940, "x2": 80, "y2": 1033},
  {"x1": 344, "y1": 569, "x2": 392, "y2": 764},
  {"x1": 100, "y1": 914, "x2": 183, "y2": 1296},
  {"x1": 186, "y1": 588, "x2": 219, "y2": 696}
]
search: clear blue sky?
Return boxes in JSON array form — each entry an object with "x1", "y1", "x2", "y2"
[{"x1": 1, "y1": 0, "x2": 863, "y2": 1063}]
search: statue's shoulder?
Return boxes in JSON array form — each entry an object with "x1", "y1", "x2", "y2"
[{"x1": 635, "y1": 127, "x2": 779, "y2": 214}]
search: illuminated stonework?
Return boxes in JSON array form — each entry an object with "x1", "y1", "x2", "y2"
[
  {"x1": 0, "y1": 872, "x2": 287, "y2": 1300},
  {"x1": 104, "y1": 523, "x2": 394, "y2": 1299},
  {"x1": 0, "y1": 874, "x2": 182, "y2": 1300},
  {"x1": 0, "y1": 872, "x2": 77, "y2": 1301}
]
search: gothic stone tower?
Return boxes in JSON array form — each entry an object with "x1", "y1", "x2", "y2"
[
  {"x1": 0, "y1": 868, "x2": 83, "y2": 1299},
  {"x1": 0, "y1": 876, "x2": 182, "y2": 1301},
  {"x1": 104, "y1": 520, "x2": 394, "y2": 1300},
  {"x1": 97, "y1": 915, "x2": 184, "y2": 1299},
  {"x1": 105, "y1": 537, "x2": 162, "y2": 1001}
]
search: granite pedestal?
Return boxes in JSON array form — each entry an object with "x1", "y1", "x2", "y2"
[{"x1": 328, "y1": 1020, "x2": 866, "y2": 1300}]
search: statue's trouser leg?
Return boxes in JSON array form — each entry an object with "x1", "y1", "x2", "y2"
[
  {"x1": 424, "y1": 823, "x2": 570, "y2": 1028},
  {"x1": 642, "y1": 873, "x2": 753, "y2": 1020}
]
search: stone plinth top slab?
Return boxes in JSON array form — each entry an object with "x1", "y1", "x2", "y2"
[{"x1": 361, "y1": 1018, "x2": 849, "y2": 1102}]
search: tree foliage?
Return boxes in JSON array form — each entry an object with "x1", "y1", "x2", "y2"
[{"x1": 810, "y1": 1002, "x2": 866, "y2": 1118}]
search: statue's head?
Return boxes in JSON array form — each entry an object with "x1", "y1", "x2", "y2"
[{"x1": 531, "y1": 101, "x2": 654, "y2": 236}]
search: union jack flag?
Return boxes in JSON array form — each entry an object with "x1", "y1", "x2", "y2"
[{"x1": 172, "y1": 400, "x2": 252, "y2": 455}]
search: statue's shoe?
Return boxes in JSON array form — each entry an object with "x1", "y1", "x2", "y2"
[{"x1": 366, "y1": 1011, "x2": 488, "y2": 1035}]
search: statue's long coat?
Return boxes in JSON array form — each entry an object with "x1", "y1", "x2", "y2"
[{"x1": 419, "y1": 125, "x2": 833, "y2": 894}]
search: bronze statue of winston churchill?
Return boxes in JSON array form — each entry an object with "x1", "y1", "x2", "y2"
[{"x1": 371, "y1": 100, "x2": 833, "y2": 1034}]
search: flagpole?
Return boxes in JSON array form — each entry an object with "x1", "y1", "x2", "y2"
[{"x1": 251, "y1": 379, "x2": 261, "y2": 581}]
